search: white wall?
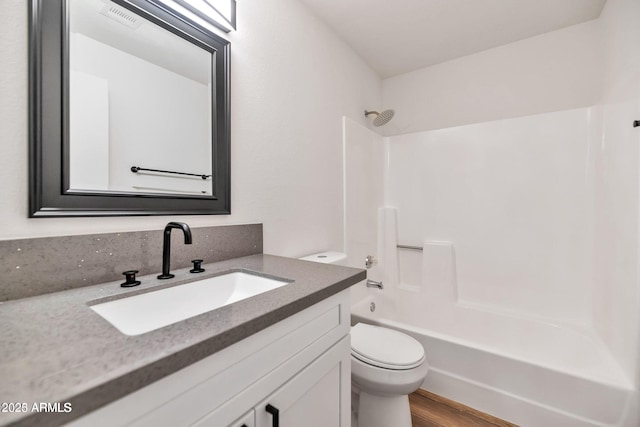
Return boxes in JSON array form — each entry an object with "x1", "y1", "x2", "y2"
[
  {"x1": 382, "y1": 20, "x2": 602, "y2": 135},
  {"x1": 0, "y1": 0, "x2": 382, "y2": 257},
  {"x1": 343, "y1": 117, "x2": 385, "y2": 301},
  {"x1": 69, "y1": 70, "x2": 110, "y2": 191},
  {"x1": 592, "y1": 0, "x2": 640, "y2": 402}
]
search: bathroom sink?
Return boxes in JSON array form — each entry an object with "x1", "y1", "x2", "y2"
[{"x1": 90, "y1": 271, "x2": 290, "y2": 335}]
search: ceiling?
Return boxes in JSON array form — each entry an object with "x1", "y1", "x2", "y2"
[
  {"x1": 297, "y1": 0, "x2": 607, "y2": 79},
  {"x1": 71, "y1": 0, "x2": 211, "y2": 85}
]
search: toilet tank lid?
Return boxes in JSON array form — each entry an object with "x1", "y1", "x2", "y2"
[
  {"x1": 298, "y1": 251, "x2": 347, "y2": 264},
  {"x1": 351, "y1": 323, "x2": 425, "y2": 369}
]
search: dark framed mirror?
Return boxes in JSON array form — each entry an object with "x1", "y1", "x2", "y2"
[{"x1": 29, "y1": 0, "x2": 230, "y2": 217}]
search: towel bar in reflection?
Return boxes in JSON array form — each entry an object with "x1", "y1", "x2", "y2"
[
  {"x1": 396, "y1": 244, "x2": 423, "y2": 251},
  {"x1": 131, "y1": 166, "x2": 211, "y2": 180}
]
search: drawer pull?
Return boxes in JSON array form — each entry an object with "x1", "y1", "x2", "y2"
[{"x1": 265, "y1": 404, "x2": 279, "y2": 427}]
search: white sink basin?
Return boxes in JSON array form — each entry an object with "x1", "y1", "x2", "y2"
[{"x1": 91, "y1": 271, "x2": 290, "y2": 335}]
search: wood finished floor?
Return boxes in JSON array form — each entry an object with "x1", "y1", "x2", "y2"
[{"x1": 409, "y1": 389, "x2": 519, "y2": 427}]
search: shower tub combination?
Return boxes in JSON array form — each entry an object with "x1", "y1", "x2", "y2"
[
  {"x1": 344, "y1": 106, "x2": 639, "y2": 426},
  {"x1": 351, "y1": 289, "x2": 634, "y2": 427}
]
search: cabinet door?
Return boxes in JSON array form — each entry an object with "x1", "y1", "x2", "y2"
[
  {"x1": 230, "y1": 410, "x2": 254, "y2": 427},
  {"x1": 256, "y1": 336, "x2": 350, "y2": 427}
]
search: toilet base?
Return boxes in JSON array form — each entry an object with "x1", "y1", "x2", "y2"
[{"x1": 353, "y1": 389, "x2": 412, "y2": 427}]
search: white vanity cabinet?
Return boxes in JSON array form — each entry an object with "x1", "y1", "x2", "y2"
[{"x1": 67, "y1": 290, "x2": 351, "y2": 427}]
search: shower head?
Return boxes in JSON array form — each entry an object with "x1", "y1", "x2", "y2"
[{"x1": 365, "y1": 109, "x2": 395, "y2": 126}]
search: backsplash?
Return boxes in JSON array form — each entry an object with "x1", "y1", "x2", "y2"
[{"x1": 0, "y1": 224, "x2": 262, "y2": 301}]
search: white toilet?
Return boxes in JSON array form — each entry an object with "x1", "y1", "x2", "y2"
[
  {"x1": 351, "y1": 323, "x2": 429, "y2": 427},
  {"x1": 299, "y1": 252, "x2": 429, "y2": 427}
]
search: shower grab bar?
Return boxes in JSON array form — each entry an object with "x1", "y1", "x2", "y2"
[
  {"x1": 396, "y1": 244, "x2": 423, "y2": 251},
  {"x1": 131, "y1": 166, "x2": 211, "y2": 180}
]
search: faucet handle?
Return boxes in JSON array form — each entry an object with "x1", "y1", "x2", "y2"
[
  {"x1": 121, "y1": 270, "x2": 141, "y2": 287},
  {"x1": 190, "y1": 259, "x2": 205, "y2": 273}
]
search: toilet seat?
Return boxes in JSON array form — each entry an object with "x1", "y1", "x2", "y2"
[{"x1": 351, "y1": 323, "x2": 425, "y2": 370}]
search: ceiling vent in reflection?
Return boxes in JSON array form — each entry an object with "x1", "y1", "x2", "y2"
[{"x1": 100, "y1": 3, "x2": 143, "y2": 30}]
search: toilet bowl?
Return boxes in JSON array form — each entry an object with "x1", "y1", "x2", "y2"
[
  {"x1": 298, "y1": 252, "x2": 428, "y2": 426},
  {"x1": 351, "y1": 323, "x2": 429, "y2": 427}
]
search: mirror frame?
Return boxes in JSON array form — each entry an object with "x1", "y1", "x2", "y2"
[{"x1": 28, "y1": 0, "x2": 231, "y2": 217}]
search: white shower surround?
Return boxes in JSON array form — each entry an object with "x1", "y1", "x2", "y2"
[
  {"x1": 385, "y1": 108, "x2": 596, "y2": 324},
  {"x1": 344, "y1": 107, "x2": 638, "y2": 426}
]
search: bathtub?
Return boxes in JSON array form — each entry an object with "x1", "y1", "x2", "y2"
[{"x1": 351, "y1": 290, "x2": 634, "y2": 427}]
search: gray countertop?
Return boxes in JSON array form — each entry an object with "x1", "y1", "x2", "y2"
[{"x1": 0, "y1": 254, "x2": 365, "y2": 427}]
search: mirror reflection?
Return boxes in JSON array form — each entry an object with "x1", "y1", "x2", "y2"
[{"x1": 68, "y1": 0, "x2": 213, "y2": 196}]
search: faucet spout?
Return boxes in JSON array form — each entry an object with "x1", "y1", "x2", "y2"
[
  {"x1": 170, "y1": 221, "x2": 193, "y2": 244},
  {"x1": 366, "y1": 279, "x2": 384, "y2": 290},
  {"x1": 158, "y1": 222, "x2": 192, "y2": 279}
]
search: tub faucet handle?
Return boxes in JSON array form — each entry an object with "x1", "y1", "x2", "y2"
[{"x1": 365, "y1": 255, "x2": 377, "y2": 269}]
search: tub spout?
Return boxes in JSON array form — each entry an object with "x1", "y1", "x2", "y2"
[{"x1": 366, "y1": 279, "x2": 383, "y2": 290}]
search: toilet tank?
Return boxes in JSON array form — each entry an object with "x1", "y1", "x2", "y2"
[{"x1": 299, "y1": 251, "x2": 347, "y2": 266}]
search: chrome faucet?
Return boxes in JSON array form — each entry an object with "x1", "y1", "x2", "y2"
[
  {"x1": 366, "y1": 279, "x2": 384, "y2": 290},
  {"x1": 158, "y1": 222, "x2": 193, "y2": 279}
]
